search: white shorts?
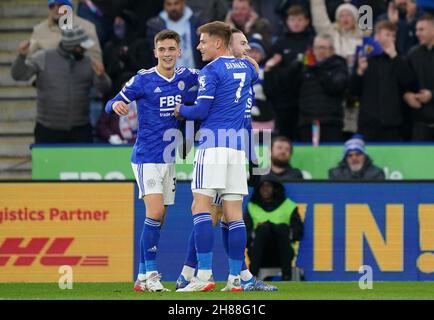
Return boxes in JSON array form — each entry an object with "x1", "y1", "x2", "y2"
[
  {"x1": 191, "y1": 147, "x2": 248, "y2": 197},
  {"x1": 131, "y1": 163, "x2": 176, "y2": 205}
]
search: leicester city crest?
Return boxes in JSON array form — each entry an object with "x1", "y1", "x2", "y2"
[{"x1": 178, "y1": 80, "x2": 185, "y2": 91}]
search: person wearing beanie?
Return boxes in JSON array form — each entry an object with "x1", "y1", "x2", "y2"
[
  {"x1": 309, "y1": 0, "x2": 363, "y2": 68},
  {"x1": 11, "y1": 26, "x2": 111, "y2": 143},
  {"x1": 328, "y1": 134, "x2": 385, "y2": 180},
  {"x1": 25, "y1": 0, "x2": 102, "y2": 62}
]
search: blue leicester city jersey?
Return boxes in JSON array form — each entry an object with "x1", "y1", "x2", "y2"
[
  {"x1": 106, "y1": 67, "x2": 198, "y2": 163},
  {"x1": 196, "y1": 56, "x2": 258, "y2": 149}
]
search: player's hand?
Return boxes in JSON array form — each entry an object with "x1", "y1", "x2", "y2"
[
  {"x1": 245, "y1": 55, "x2": 260, "y2": 72},
  {"x1": 18, "y1": 40, "x2": 30, "y2": 56},
  {"x1": 174, "y1": 103, "x2": 184, "y2": 120},
  {"x1": 91, "y1": 58, "x2": 105, "y2": 76},
  {"x1": 112, "y1": 101, "x2": 129, "y2": 116},
  {"x1": 416, "y1": 89, "x2": 432, "y2": 104},
  {"x1": 403, "y1": 92, "x2": 422, "y2": 109}
]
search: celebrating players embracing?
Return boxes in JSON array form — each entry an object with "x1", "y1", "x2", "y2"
[{"x1": 105, "y1": 29, "x2": 198, "y2": 292}]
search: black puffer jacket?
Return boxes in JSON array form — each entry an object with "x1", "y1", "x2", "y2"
[
  {"x1": 407, "y1": 45, "x2": 434, "y2": 124},
  {"x1": 295, "y1": 54, "x2": 349, "y2": 126},
  {"x1": 263, "y1": 29, "x2": 315, "y2": 112},
  {"x1": 350, "y1": 53, "x2": 414, "y2": 128},
  {"x1": 328, "y1": 155, "x2": 385, "y2": 180}
]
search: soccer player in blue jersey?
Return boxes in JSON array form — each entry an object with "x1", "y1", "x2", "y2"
[
  {"x1": 175, "y1": 28, "x2": 277, "y2": 292},
  {"x1": 105, "y1": 29, "x2": 198, "y2": 292},
  {"x1": 174, "y1": 21, "x2": 259, "y2": 292}
]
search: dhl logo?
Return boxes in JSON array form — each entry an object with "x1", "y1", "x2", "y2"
[{"x1": 0, "y1": 238, "x2": 108, "y2": 267}]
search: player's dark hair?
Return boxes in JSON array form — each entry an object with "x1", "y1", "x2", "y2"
[
  {"x1": 418, "y1": 13, "x2": 434, "y2": 24},
  {"x1": 375, "y1": 20, "x2": 398, "y2": 34},
  {"x1": 287, "y1": 4, "x2": 309, "y2": 19},
  {"x1": 154, "y1": 29, "x2": 181, "y2": 47},
  {"x1": 197, "y1": 21, "x2": 232, "y2": 48},
  {"x1": 271, "y1": 136, "x2": 293, "y2": 154},
  {"x1": 231, "y1": 28, "x2": 243, "y2": 34}
]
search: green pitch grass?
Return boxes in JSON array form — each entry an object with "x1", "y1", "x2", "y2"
[{"x1": 0, "y1": 282, "x2": 433, "y2": 300}]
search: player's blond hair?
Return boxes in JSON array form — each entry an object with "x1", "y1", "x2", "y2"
[{"x1": 197, "y1": 21, "x2": 232, "y2": 48}]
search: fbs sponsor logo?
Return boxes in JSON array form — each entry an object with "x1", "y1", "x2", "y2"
[{"x1": 0, "y1": 237, "x2": 108, "y2": 267}]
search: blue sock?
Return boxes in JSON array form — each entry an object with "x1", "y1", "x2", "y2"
[
  {"x1": 221, "y1": 221, "x2": 248, "y2": 271},
  {"x1": 228, "y1": 220, "x2": 247, "y2": 276},
  {"x1": 193, "y1": 213, "x2": 214, "y2": 272},
  {"x1": 184, "y1": 229, "x2": 197, "y2": 268},
  {"x1": 144, "y1": 217, "x2": 161, "y2": 273},
  {"x1": 138, "y1": 224, "x2": 146, "y2": 275}
]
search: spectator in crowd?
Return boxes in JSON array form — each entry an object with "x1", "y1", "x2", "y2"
[
  {"x1": 225, "y1": 0, "x2": 274, "y2": 52},
  {"x1": 76, "y1": 0, "x2": 121, "y2": 48},
  {"x1": 185, "y1": 0, "x2": 229, "y2": 23},
  {"x1": 329, "y1": 134, "x2": 385, "y2": 180},
  {"x1": 309, "y1": 0, "x2": 363, "y2": 69},
  {"x1": 262, "y1": 136, "x2": 304, "y2": 182},
  {"x1": 245, "y1": 176, "x2": 304, "y2": 281},
  {"x1": 247, "y1": 35, "x2": 275, "y2": 132},
  {"x1": 103, "y1": 11, "x2": 154, "y2": 100},
  {"x1": 350, "y1": 21, "x2": 414, "y2": 141},
  {"x1": 263, "y1": 5, "x2": 315, "y2": 140},
  {"x1": 146, "y1": 0, "x2": 203, "y2": 69},
  {"x1": 417, "y1": 0, "x2": 434, "y2": 14},
  {"x1": 251, "y1": 0, "x2": 303, "y2": 36},
  {"x1": 96, "y1": 101, "x2": 138, "y2": 144},
  {"x1": 377, "y1": 0, "x2": 422, "y2": 55},
  {"x1": 116, "y1": 0, "x2": 164, "y2": 38},
  {"x1": 291, "y1": 33, "x2": 349, "y2": 142},
  {"x1": 404, "y1": 14, "x2": 434, "y2": 141},
  {"x1": 11, "y1": 27, "x2": 111, "y2": 143},
  {"x1": 29, "y1": 0, "x2": 102, "y2": 62}
]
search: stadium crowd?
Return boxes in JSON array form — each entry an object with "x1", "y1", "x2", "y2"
[{"x1": 10, "y1": 0, "x2": 434, "y2": 145}]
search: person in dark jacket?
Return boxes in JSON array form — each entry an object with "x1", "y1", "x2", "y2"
[
  {"x1": 404, "y1": 14, "x2": 434, "y2": 141},
  {"x1": 329, "y1": 134, "x2": 385, "y2": 180},
  {"x1": 146, "y1": 0, "x2": 204, "y2": 68},
  {"x1": 291, "y1": 33, "x2": 349, "y2": 142},
  {"x1": 262, "y1": 136, "x2": 304, "y2": 182},
  {"x1": 350, "y1": 20, "x2": 415, "y2": 141},
  {"x1": 263, "y1": 5, "x2": 315, "y2": 140},
  {"x1": 103, "y1": 11, "x2": 154, "y2": 103},
  {"x1": 245, "y1": 176, "x2": 304, "y2": 281}
]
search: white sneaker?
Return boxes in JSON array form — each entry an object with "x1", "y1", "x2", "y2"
[
  {"x1": 221, "y1": 276, "x2": 243, "y2": 292},
  {"x1": 176, "y1": 276, "x2": 216, "y2": 292},
  {"x1": 145, "y1": 272, "x2": 171, "y2": 292}
]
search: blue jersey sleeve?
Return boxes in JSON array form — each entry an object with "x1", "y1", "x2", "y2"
[
  {"x1": 246, "y1": 60, "x2": 259, "y2": 84},
  {"x1": 179, "y1": 66, "x2": 218, "y2": 120},
  {"x1": 184, "y1": 68, "x2": 199, "y2": 105},
  {"x1": 104, "y1": 71, "x2": 145, "y2": 113}
]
